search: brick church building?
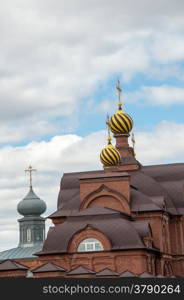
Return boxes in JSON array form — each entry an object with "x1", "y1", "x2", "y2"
[{"x1": 0, "y1": 82, "x2": 184, "y2": 278}]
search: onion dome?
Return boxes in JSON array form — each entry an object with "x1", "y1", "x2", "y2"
[
  {"x1": 109, "y1": 107, "x2": 133, "y2": 135},
  {"x1": 100, "y1": 136, "x2": 121, "y2": 166},
  {"x1": 17, "y1": 165, "x2": 46, "y2": 217},
  {"x1": 109, "y1": 80, "x2": 133, "y2": 135},
  {"x1": 17, "y1": 187, "x2": 46, "y2": 216}
]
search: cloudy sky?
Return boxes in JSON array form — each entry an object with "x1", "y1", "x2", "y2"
[{"x1": 0, "y1": 0, "x2": 184, "y2": 251}]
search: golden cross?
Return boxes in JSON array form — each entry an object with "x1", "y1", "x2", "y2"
[
  {"x1": 116, "y1": 79, "x2": 122, "y2": 108},
  {"x1": 25, "y1": 165, "x2": 37, "y2": 188},
  {"x1": 131, "y1": 133, "x2": 136, "y2": 157},
  {"x1": 106, "y1": 114, "x2": 111, "y2": 144}
]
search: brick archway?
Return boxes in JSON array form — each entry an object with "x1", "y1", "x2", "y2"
[
  {"x1": 80, "y1": 184, "x2": 130, "y2": 214},
  {"x1": 68, "y1": 227, "x2": 112, "y2": 253}
]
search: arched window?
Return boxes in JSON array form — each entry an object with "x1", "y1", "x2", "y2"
[
  {"x1": 77, "y1": 238, "x2": 103, "y2": 252},
  {"x1": 27, "y1": 228, "x2": 31, "y2": 242}
]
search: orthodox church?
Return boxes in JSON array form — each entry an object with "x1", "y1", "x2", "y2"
[{"x1": 0, "y1": 82, "x2": 184, "y2": 278}]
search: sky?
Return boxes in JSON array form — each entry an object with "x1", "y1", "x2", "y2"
[{"x1": 0, "y1": 0, "x2": 184, "y2": 251}]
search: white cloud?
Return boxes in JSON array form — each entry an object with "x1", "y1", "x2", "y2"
[
  {"x1": 136, "y1": 121, "x2": 184, "y2": 164},
  {"x1": 1, "y1": 0, "x2": 184, "y2": 251},
  {"x1": 151, "y1": 33, "x2": 184, "y2": 62},
  {"x1": 0, "y1": 120, "x2": 58, "y2": 144},
  {"x1": 0, "y1": 122, "x2": 184, "y2": 250},
  {"x1": 96, "y1": 99, "x2": 113, "y2": 113},
  {"x1": 127, "y1": 85, "x2": 184, "y2": 106},
  {"x1": 0, "y1": 1, "x2": 184, "y2": 142}
]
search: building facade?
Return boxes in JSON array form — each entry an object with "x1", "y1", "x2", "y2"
[{"x1": 0, "y1": 83, "x2": 184, "y2": 277}]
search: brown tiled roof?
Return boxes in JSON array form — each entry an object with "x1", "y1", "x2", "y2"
[
  {"x1": 54, "y1": 164, "x2": 184, "y2": 217},
  {"x1": 139, "y1": 272, "x2": 155, "y2": 278},
  {"x1": 160, "y1": 180, "x2": 184, "y2": 214},
  {"x1": 49, "y1": 206, "x2": 121, "y2": 218},
  {"x1": 142, "y1": 163, "x2": 184, "y2": 182},
  {"x1": 43, "y1": 163, "x2": 184, "y2": 256},
  {"x1": 38, "y1": 214, "x2": 152, "y2": 255},
  {"x1": 119, "y1": 270, "x2": 137, "y2": 277},
  {"x1": 132, "y1": 221, "x2": 151, "y2": 240},
  {"x1": 79, "y1": 172, "x2": 129, "y2": 180},
  {"x1": 0, "y1": 260, "x2": 28, "y2": 271},
  {"x1": 56, "y1": 171, "x2": 102, "y2": 212},
  {"x1": 32, "y1": 262, "x2": 65, "y2": 273},
  {"x1": 96, "y1": 268, "x2": 119, "y2": 276},
  {"x1": 67, "y1": 266, "x2": 95, "y2": 275},
  {"x1": 130, "y1": 189, "x2": 163, "y2": 212},
  {"x1": 129, "y1": 170, "x2": 177, "y2": 215},
  {"x1": 142, "y1": 163, "x2": 184, "y2": 214}
]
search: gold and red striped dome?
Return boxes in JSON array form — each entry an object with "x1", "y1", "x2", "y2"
[
  {"x1": 109, "y1": 108, "x2": 133, "y2": 136},
  {"x1": 100, "y1": 138, "x2": 121, "y2": 166}
]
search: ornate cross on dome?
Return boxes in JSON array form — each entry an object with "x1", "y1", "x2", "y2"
[
  {"x1": 106, "y1": 114, "x2": 111, "y2": 144},
  {"x1": 25, "y1": 165, "x2": 37, "y2": 188},
  {"x1": 116, "y1": 79, "x2": 122, "y2": 108},
  {"x1": 131, "y1": 133, "x2": 136, "y2": 157}
]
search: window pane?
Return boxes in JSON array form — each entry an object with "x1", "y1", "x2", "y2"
[
  {"x1": 86, "y1": 238, "x2": 96, "y2": 243},
  {"x1": 86, "y1": 243, "x2": 94, "y2": 251},
  {"x1": 95, "y1": 243, "x2": 102, "y2": 250},
  {"x1": 78, "y1": 243, "x2": 85, "y2": 252},
  {"x1": 77, "y1": 238, "x2": 104, "y2": 252}
]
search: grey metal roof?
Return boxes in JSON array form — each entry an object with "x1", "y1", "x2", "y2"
[
  {"x1": 0, "y1": 244, "x2": 42, "y2": 261},
  {"x1": 17, "y1": 187, "x2": 46, "y2": 216}
]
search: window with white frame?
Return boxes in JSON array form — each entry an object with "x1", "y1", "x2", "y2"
[{"x1": 77, "y1": 238, "x2": 103, "y2": 252}]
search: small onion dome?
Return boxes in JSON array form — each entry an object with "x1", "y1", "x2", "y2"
[
  {"x1": 109, "y1": 108, "x2": 133, "y2": 135},
  {"x1": 100, "y1": 138, "x2": 121, "y2": 166},
  {"x1": 17, "y1": 187, "x2": 46, "y2": 216}
]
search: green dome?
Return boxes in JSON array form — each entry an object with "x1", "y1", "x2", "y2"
[{"x1": 17, "y1": 187, "x2": 46, "y2": 216}]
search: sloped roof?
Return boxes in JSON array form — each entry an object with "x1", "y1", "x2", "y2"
[
  {"x1": 67, "y1": 266, "x2": 95, "y2": 275},
  {"x1": 139, "y1": 272, "x2": 154, "y2": 278},
  {"x1": 43, "y1": 163, "x2": 184, "y2": 256},
  {"x1": 0, "y1": 260, "x2": 28, "y2": 271},
  {"x1": 129, "y1": 170, "x2": 177, "y2": 215},
  {"x1": 119, "y1": 270, "x2": 137, "y2": 277},
  {"x1": 160, "y1": 180, "x2": 184, "y2": 214},
  {"x1": 50, "y1": 206, "x2": 121, "y2": 218},
  {"x1": 142, "y1": 163, "x2": 184, "y2": 182},
  {"x1": 0, "y1": 244, "x2": 43, "y2": 261},
  {"x1": 130, "y1": 189, "x2": 163, "y2": 212},
  {"x1": 54, "y1": 164, "x2": 184, "y2": 217},
  {"x1": 96, "y1": 268, "x2": 119, "y2": 276},
  {"x1": 142, "y1": 164, "x2": 184, "y2": 215},
  {"x1": 56, "y1": 171, "x2": 102, "y2": 212},
  {"x1": 38, "y1": 214, "x2": 151, "y2": 255},
  {"x1": 32, "y1": 262, "x2": 65, "y2": 273}
]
